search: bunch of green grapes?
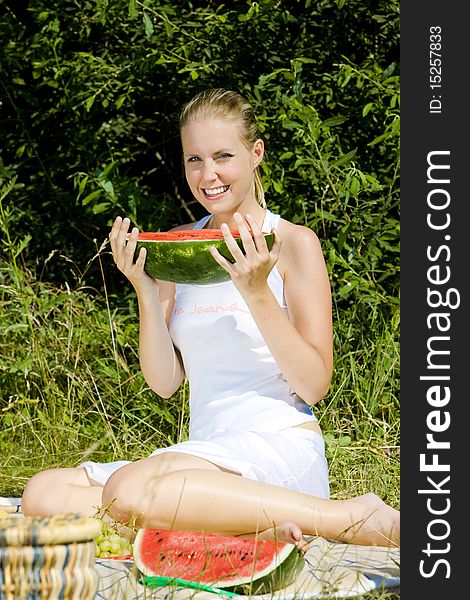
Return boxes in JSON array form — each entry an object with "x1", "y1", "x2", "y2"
[{"x1": 94, "y1": 519, "x2": 133, "y2": 559}]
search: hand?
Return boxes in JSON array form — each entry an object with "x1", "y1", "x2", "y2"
[
  {"x1": 210, "y1": 212, "x2": 282, "y2": 297},
  {"x1": 109, "y1": 216, "x2": 158, "y2": 295}
]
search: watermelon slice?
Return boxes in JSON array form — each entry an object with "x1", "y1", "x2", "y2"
[
  {"x1": 134, "y1": 229, "x2": 275, "y2": 285},
  {"x1": 133, "y1": 529, "x2": 305, "y2": 595}
]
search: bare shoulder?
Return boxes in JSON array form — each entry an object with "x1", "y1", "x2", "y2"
[{"x1": 276, "y1": 219, "x2": 325, "y2": 276}]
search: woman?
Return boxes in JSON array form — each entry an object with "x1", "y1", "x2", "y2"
[{"x1": 22, "y1": 89, "x2": 399, "y2": 548}]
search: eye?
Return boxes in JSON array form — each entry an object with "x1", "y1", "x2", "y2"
[
  {"x1": 187, "y1": 156, "x2": 201, "y2": 163},
  {"x1": 216, "y1": 153, "x2": 233, "y2": 160}
]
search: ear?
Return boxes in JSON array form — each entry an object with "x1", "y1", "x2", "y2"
[{"x1": 252, "y1": 138, "x2": 264, "y2": 168}]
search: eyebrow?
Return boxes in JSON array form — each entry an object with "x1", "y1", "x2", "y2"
[{"x1": 183, "y1": 149, "x2": 235, "y2": 157}]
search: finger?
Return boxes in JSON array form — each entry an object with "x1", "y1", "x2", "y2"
[
  {"x1": 109, "y1": 216, "x2": 122, "y2": 241},
  {"x1": 245, "y1": 213, "x2": 269, "y2": 256},
  {"x1": 123, "y1": 226, "x2": 139, "y2": 271},
  {"x1": 134, "y1": 246, "x2": 147, "y2": 270},
  {"x1": 210, "y1": 245, "x2": 236, "y2": 276},
  {"x1": 110, "y1": 218, "x2": 128, "y2": 267},
  {"x1": 119, "y1": 216, "x2": 132, "y2": 240},
  {"x1": 234, "y1": 212, "x2": 257, "y2": 258},
  {"x1": 111, "y1": 216, "x2": 129, "y2": 256},
  {"x1": 112, "y1": 217, "x2": 131, "y2": 265},
  {"x1": 221, "y1": 222, "x2": 246, "y2": 262},
  {"x1": 109, "y1": 216, "x2": 123, "y2": 253}
]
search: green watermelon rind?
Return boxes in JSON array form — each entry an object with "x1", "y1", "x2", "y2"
[
  {"x1": 133, "y1": 529, "x2": 304, "y2": 595},
  {"x1": 135, "y1": 233, "x2": 275, "y2": 285},
  {"x1": 221, "y1": 542, "x2": 304, "y2": 595}
]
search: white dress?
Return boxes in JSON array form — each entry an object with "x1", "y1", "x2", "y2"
[{"x1": 79, "y1": 210, "x2": 329, "y2": 498}]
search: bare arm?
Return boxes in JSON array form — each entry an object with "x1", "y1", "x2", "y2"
[
  {"x1": 211, "y1": 214, "x2": 333, "y2": 405},
  {"x1": 109, "y1": 217, "x2": 185, "y2": 398},
  {"x1": 137, "y1": 279, "x2": 185, "y2": 398},
  {"x1": 247, "y1": 227, "x2": 333, "y2": 404}
]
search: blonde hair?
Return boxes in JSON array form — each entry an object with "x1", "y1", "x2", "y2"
[{"x1": 179, "y1": 88, "x2": 266, "y2": 208}]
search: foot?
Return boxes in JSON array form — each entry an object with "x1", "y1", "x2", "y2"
[
  {"x1": 242, "y1": 522, "x2": 309, "y2": 553},
  {"x1": 336, "y1": 493, "x2": 400, "y2": 547}
]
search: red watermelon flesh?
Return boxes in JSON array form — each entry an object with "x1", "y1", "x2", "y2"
[
  {"x1": 133, "y1": 529, "x2": 304, "y2": 594},
  {"x1": 137, "y1": 228, "x2": 243, "y2": 241}
]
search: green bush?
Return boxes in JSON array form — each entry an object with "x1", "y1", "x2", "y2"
[
  {"x1": 0, "y1": 0, "x2": 399, "y2": 500},
  {"x1": 1, "y1": 0, "x2": 399, "y2": 307}
]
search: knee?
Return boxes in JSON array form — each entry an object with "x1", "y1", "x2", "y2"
[
  {"x1": 102, "y1": 464, "x2": 193, "y2": 526},
  {"x1": 102, "y1": 464, "x2": 148, "y2": 523},
  {"x1": 22, "y1": 469, "x2": 61, "y2": 516}
]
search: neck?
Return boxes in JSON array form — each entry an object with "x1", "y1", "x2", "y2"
[{"x1": 208, "y1": 205, "x2": 267, "y2": 231}]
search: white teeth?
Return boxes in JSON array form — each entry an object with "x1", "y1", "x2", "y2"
[{"x1": 205, "y1": 186, "x2": 228, "y2": 196}]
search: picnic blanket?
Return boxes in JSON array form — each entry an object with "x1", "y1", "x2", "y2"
[
  {"x1": 95, "y1": 538, "x2": 400, "y2": 599},
  {"x1": 1, "y1": 499, "x2": 399, "y2": 599}
]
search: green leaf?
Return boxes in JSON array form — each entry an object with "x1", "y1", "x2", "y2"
[
  {"x1": 382, "y1": 62, "x2": 397, "y2": 79},
  {"x1": 128, "y1": 0, "x2": 137, "y2": 18},
  {"x1": 15, "y1": 144, "x2": 27, "y2": 158},
  {"x1": 99, "y1": 179, "x2": 115, "y2": 198},
  {"x1": 338, "y1": 281, "x2": 358, "y2": 297},
  {"x1": 91, "y1": 202, "x2": 111, "y2": 215},
  {"x1": 337, "y1": 229, "x2": 347, "y2": 251},
  {"x1": 84, "y1": 96, "x2": 95, "y2": 112},
  {"x1": 282, "y1": 120, "x2": 302, "y2": 130},
  {"x1": 163, "y1": 19, "x2": 174, "y2": 38},
  {"x1": 14, "y1": 235, "x2": 32, "y2": 259},
  {"x1": 143, "y1": 13, "x2": 154, "y2": 38},
  {"x1": 350, "y1": 176, "x2": 360, "y2": 197},
  {"x1": 367, "y1": 131, "x2": 388, "y2": 146},
  {"x1": 100, "y1": 162, "x2": 118, "y2": 180},
  {"x1": 330, "y1": 149, "x2": 357, "y2": 168},
  {"x1": 78, "y1": 176, "x2": 89, "y2": 197},
  {"x1": 81, "y1": 189, "x2": 102, "y2": 206},
  {"x1": 322, "y1": 116, "x2": 348, "y2": 128},
  {"x1": 116, "y1": 95, "x2": 126, "y2": 109}
]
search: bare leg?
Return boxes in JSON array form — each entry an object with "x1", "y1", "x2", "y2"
[
  {"x1": 22, "y1": 467, "x2": 103, "y2": 517},
  {"x1": 102, "y1": 454, "x2": 400, "y2": 547}
]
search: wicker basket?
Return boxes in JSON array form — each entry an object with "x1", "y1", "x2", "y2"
[{"x1": 0, "y1": 513, "x2": 101, "y2": 600}]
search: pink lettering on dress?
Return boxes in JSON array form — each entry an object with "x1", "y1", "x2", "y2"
[
  {"x1": 171, "y1": 306, "x2": 185, "y2": 317},
  {"x1": 189, "y1": 302, "x2": 250, "y2": 315}
]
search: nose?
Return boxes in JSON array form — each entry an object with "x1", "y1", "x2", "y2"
[{"x1": 201, "y1": 159, "x2": 218, "y2": 183}]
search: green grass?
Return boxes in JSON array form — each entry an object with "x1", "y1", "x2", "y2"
[
  {"x1": 0, "y1": 233, "x2": 399, "y2": 600},
  {"x1": 324, "y1": 306, "x2": 400, "y2": 508},
  {"x1": 0, "y1": 249, "x2": 399, "y2": 512}
]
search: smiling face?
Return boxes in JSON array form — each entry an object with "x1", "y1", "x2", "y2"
[{"x1": 181, "y1": 116, "x2": 264, "y2": 220}]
